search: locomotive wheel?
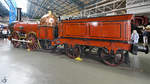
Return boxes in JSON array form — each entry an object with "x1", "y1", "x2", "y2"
[
  {"x1": 73, "y1": 46, "x2": 81, "y2": 58},
  {"x1": 12, "y1": 32, "x2": 20, "y2": 48},
  {"x1": 27, "y1": 33, "x2": 39, "y2": 51},
  {"x1": 65, "y1": 45, "x2": 81, "y2": 59},
  {"x1": 100, "y1": 49, "x2": 124, "y2": 66},
  {"x1": 65, "y1": 45, "x2": 74, "y2": 58}
]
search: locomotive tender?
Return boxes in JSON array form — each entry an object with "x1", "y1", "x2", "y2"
[{"x1": 9, "y1": 14, "x2": 149, "y2": 66}]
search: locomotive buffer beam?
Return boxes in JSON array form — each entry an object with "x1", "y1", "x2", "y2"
[
  {"x1": 137, "y1": 45, "x2": 149, "y2": 54},
  {"x1": 132, "y1": 44, "x2": 149, "y2": 55},
  {"x1": 12, "y1": 39, "x2": 32, "y2": 43}
]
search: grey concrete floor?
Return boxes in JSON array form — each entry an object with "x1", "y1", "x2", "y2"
[{"x1": 0, "y1": 39, "x2": 150, "y2": 84}]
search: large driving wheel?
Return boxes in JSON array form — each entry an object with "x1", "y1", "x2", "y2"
[
  {"x1": 27, "y1": 33, "x2": 39, "y2": 51},
  {"x1": 100, "y1": 49, "x2": 124, "y2": 66},
  {"x1": 12, "y1": 32, "x2": 20, "y2": 48}
]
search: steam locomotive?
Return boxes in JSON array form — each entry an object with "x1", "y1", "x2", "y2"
[{"x1": 8, "y1": 13, "x2": 149, "y2": 66}]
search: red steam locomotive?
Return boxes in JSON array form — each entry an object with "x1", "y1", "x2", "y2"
[{"x1": 8, "y1": 14, "x2": 149, "y2": 66}]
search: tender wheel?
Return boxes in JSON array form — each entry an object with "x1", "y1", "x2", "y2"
[
  {"x1": 65, "y1": 45, "x2": 74, "y2": 58},
  {"x1": 100, "y1": 49, "x2": 124, "y2": 66},
  {"x1": 12, "y1": 32, "x2": 20, "y2": 48},
  {"x1": 73, "y1": 46, "x2": 81, "y2": 58},
  {"x1": 65, "y1": 45, "x2": 81, "y2": 59},
  {"x1": 27, "y1": 33, "x2": 39, "y2": 51}
]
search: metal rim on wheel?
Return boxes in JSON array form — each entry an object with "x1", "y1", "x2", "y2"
[
  {"x1": 65, "y1": 45, "x2": 81, "y2": 59},
  {"x1": 100, "y1": 49, "x2": 124, "y2": 66},
  {"x1": 12, "y1": 32, "x2": 20, "y2": 48},
  {"x1": 27, "y1": 33, "x2": 39, "y2": 51}
]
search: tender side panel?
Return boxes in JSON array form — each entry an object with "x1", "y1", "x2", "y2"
[
  {"x1": 89, "y1": 22, "x2": 121, "y2": 38},
  {"x1": 60, "y1": 15, "x2": 133, "y2": 42},
  {"x1": 63, "y1": 23, "x2": 88, "y2": 37}
]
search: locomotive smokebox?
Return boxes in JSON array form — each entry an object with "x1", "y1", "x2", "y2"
[{"x1": 17, "y1": 8, "x2": 22, "y2": 21}]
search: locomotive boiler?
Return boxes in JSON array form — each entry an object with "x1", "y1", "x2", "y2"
[{"x1": 8, "y1": 14, "x2": 149, "y2": 66}]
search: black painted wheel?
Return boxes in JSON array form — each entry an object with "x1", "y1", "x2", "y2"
[
  {"x1": 100, "y1": 49, "x2": 124, "y2": 66},
  {"x1": 74, "y1": 46, "x2": 81, "y2": 58},
  {"x1": 65, "y1": 45, "x2": 74, "y2": 58},
  {"x1": 65, "y1": 45, "x2": 81, "y2": 59}
]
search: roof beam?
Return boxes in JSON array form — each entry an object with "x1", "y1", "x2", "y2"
[
  {"x1": 69, "y1": 0, "x2": 84, "y2": 9},
  {"x1": 0, "y1": 2, "x2": 9, "y2": 16},
  {"x1": 28, "y1": 0, "x2": 62, "y2": 17}
]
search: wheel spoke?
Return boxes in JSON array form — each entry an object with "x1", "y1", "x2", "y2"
[
  {"x1": 65, "y1": 45, "x2": 80, "y2": 59},
  {"x1": 12, "y1": 32, "x2": 20, "y2": 48},
  {"x1": 27, "y1": 34, "x2": 39, "y2": 51},
  {"x1": 100, "y1": 49, "x2": 124, "y2": 66}
]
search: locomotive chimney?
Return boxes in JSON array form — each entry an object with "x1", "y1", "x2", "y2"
[{"x1": 16, "y1": 8, "x2": 22, "y2": 21}]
